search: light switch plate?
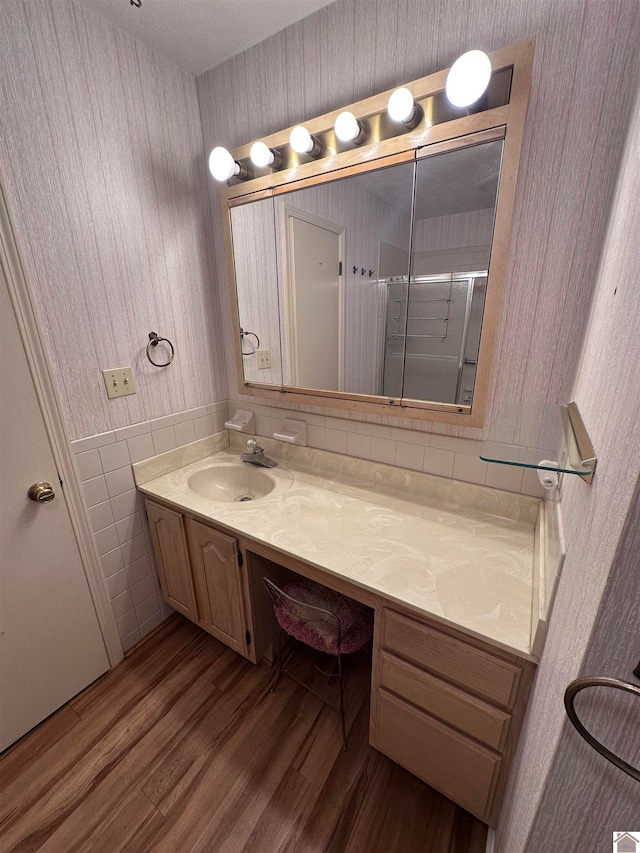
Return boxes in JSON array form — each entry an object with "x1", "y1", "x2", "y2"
[{"x1": 102, "y1": 367, "x2": 136, "y2": 399}]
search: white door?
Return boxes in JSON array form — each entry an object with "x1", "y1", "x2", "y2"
[
  {"x1": 0, "y1": 263, "x2": 109, "y2": 751},
  {"x1": 287, "y1": 212, "x2": 343, "y2": 390}
]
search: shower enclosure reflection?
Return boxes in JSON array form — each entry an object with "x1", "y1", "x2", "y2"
[{"x1": 382, "y1": 272, "x2": 487, "y2": 405}]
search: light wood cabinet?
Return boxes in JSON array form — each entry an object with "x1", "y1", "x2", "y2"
[
  {"x1": 383, "y1": 609, "x2": 521, "y2": 708},
  {"x1": 376, "y1": 689, "x2": 502, "y2": 819},
  {"x1": 379, "y1": 650, "x2": 510, "y2": 751},
  {"x1": 185, "y1": 518, "x2": 247, "y2": 655},
  {"x1": 146, "y1": 501, "x2": 198, "y2": 622},
  {"x1": 145, "y1": 500, "x2": 250, "y2": 659},
  {"x1": 370, "y1": 606, "x2": 535, "y2": 827},
  {"x1": 144, "y1": 497, "x2": 535, "y2": 826}
]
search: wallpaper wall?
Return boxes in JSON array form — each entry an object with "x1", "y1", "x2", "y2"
[
  {"x1": 497, "y1": 82, "x2": 640, "y2": 851},
  {"x1": 197, "y1": 0, "x2": 640, "y2": 445},
  {"x1": 0, "y1": 0, "x2": 226, "y2": 441}
]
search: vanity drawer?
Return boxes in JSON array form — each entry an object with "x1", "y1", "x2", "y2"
[
  {"x1": 383, "y1": 609, "x2": 521, "y2": 708},
  {"x1": 379, "y1": 651, "x2": 510, "y2": 751},
  {"x1": 376, "y1": 689, "x2": 501, "y2": 820}
]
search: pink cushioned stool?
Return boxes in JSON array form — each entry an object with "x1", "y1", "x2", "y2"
[{"x1": 263, "y1": 576, "x2": 373, "y2": 749}]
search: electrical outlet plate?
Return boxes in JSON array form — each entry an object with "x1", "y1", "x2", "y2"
[
  {"x1": 102, "y1": 367, "x2": 136, "y2": 399},
  {"x1": 257, "y1": 350, "x2": 271, "y2": 370}
]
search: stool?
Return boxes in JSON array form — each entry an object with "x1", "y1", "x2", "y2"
[{"x1": 263, "y1": 576, "x2": 373, "y2": 749}]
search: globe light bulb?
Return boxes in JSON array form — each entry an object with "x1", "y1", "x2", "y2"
[
  {"x1": 290, "y1": 125, "x2": 314, "y2": 154},
  {"x1": 208, "y1": 147, "x2": 239, "y2": 182},
  {"x1": 334, "y1": 111, "x2": 364, "y2": 143},
  {"x1": 388, "y1": 87, "x2": 416, "y2": 123},
  {"x1": 445, "y1": 50, "x2": 492, "y2": 108},
  {"x1": 250, "y1": 141, "x2": 276, "y2": 168}
]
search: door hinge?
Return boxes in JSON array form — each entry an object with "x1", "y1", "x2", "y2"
[
  {"x1": 246, "y1": 629, "x2": 251, "y2": 645},
  {"x1": 238, "y1": 551, "x2": 243, "y2": 568},
  {"x1": 338, "y1": 261, "x2": 343, "y2": 276}
]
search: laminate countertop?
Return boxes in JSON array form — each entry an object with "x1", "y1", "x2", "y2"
[{"x1": 134, "y1": 432, "x2": 544, "y2": 661}]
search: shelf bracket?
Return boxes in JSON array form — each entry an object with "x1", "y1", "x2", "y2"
[{"x1": 566, "y1": 402, "x2": 597, "y2": 484}]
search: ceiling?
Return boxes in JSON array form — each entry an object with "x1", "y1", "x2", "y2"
[{"x1": 80, "y1": 0, "x2": 337, "y2": 76}]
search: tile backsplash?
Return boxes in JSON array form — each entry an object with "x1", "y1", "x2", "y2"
[
  {"x1": 74, "y1": 396, "x2": 544, "y2": 656},
  {"x1": 71, "y1": 401, "x2": 229, "y2": 653},
  {"x1": 231, "y1": 401, "x2": 546, "y2": 499}
]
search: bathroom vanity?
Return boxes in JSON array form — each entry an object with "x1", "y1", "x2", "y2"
[{"x1": 135, "y1": 431, "x2": 544, "y2": 827}]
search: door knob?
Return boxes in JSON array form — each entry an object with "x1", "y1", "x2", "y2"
[{"x1": 28, "y1": 482, "x2": 55, "y2": 503}]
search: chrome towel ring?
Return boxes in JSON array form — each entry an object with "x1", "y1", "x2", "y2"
[
  {"x1": 240, "y1": 328, "x2": 260, "y2": 356},
  {"x1": 147, "y1": 331, "x2": 174, "y2": 367},
  {"x1": 564, "y1": 676, "x2": 640, "y2": 782}
]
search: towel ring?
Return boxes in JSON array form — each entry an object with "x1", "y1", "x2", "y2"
[
  {"x1": 147, "y1": 331, "x2": 174, "y2": 367},
  {"x1": 564, "y1": 676, "x2": 640, "y2": 782},
  {"x1": 240, "y1": 328, "x2": 260, "y2": 356}
]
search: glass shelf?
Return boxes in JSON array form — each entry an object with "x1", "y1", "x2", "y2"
[{"x1": 480, "y1": 402, "x2": 596, "y2": 480}]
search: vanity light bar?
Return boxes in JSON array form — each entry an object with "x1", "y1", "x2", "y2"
[
  {"x1": 208, "y1": 146, "x2": 247, "y2": 182},
  {"x1": 250, "y1": 141, "x2": 282, "y2": 169},
  {"x1": 208, "y1": 49, "x2": 492, "y2": 184},
  {"x1": 387, "y1": 87, "x2": 423, "y2": 129},
  {"x1": 334, "y1": 111, "x2": 367, "y2": 145},
  {"x1": 445, "y1": 50, "x2": 492, "y2": 108},
  {"x1": 289, "y1": 125, "x2": 323, "y2": 157}
]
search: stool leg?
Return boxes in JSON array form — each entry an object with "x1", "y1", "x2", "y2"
[
  {"x1": 338, "y1": 653, "x2": 347, "y2": 750},
  {"x1": 269, "y1": 628, "x2": 285, "y2": 693}
]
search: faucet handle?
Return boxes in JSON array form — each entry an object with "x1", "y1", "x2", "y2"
[{"x1": 246, "y1": 438, "x2": 262, "y2": 454}]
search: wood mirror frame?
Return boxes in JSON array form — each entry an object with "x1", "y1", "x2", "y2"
[{"x1": 220, "y1": 39, "x2": 534, "y2": 428}]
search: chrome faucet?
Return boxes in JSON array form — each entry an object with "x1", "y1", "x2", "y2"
[{"x1": 241, "y1": 439, "x2": 277, "y2": 468}]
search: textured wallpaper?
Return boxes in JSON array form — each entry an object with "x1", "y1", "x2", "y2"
[
  {"x1": 0, "y1": 0, "x2": 227, "y2": 440},
  {"x1": 497, "y1": 80, "x2": 640, "y2": 852}
]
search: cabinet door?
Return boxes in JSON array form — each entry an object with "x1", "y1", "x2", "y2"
[
  {"x1": 185, "y1": 518, "x2": 247, "y2": 656},
  {"x1": 145, "y1": 500, "x2": 198, "y2": 621}
]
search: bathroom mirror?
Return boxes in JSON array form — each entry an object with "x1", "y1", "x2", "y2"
[{"x1": 222, "y1": 40, "x2": 534, "y2": 427}]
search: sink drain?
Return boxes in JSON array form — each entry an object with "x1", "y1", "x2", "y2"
[{"x1": 235, "y1": 494, "x2": 254, "y2": 502}]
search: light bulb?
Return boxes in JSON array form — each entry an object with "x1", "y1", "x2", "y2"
[
  {"x1": 290, "y1": 125, "x2": 313, "y2": 154},
  {"x1": 388, "y1": 87, "x2": 415, "y2": 123},
  {"x1": 208, "y1": 146, "x2": 239, "y2": 182},
  {"x1": 445, "y1": 50, "x2": 492, "y2": 108},
  {"x1": 250, "y1": 141, "x2": 276, "y2": 168},
  {"x1": 334, "y1": 111, "x2": 365, "y2": 144}
]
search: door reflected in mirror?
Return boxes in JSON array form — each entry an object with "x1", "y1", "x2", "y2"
[
  {"x1": 231, "y1": 137, "x2": 503, "y2": 409},
  {"x1": 276, "y1": 160, "x2": 415, "y2": 396}
]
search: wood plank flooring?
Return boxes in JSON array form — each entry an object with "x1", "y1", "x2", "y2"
[{"x1": 0, "y1": 616, "x2": 488, "y2": 853}]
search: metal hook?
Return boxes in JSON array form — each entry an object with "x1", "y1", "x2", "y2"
[
  {"x1": 130, "y1": 0, "x2": 142, "y2": 7},
  {"x1": 352, "y1": 266, "x2": 358, "y2": 274}
]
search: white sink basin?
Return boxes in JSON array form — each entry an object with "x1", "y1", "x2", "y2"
[{"x1": 187, "y1": 463, "x2": 277, "y2": 503}]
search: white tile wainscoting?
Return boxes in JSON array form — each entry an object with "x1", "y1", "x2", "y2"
[
  {"x1": 71, "y1": 401, "x2": 229, "y2": 652},
  {"x1": 233, "y1": 401, "x2": 547, "y2": 499}
]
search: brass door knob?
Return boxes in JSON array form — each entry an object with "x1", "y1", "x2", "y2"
[{"x1": 28, "y1": 482, "x2": 55, "y2": 503}]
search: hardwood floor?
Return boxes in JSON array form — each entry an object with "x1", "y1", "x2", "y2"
[{"x1": 0, "y1": 616, "x2": 488, "y2": 852}]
